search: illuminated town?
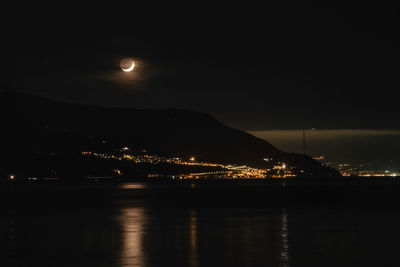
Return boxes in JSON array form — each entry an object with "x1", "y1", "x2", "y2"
[
  {"x1": 81, "y1": 147, "x2": 296, "y2": 179},
  {"x1": 312, "y1": 156, "x2": 399, "y2": 177},
  {"x1": 337, "y1": 163, "x2": 399, "y2": 177}
]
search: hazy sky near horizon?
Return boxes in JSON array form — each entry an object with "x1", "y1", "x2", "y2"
[
  {"x1": 4, "y1": 4, "x2": 400, "y2": 131},
  {"x1": 250, "y1": 129, "x2": 400, "y2": 169}
]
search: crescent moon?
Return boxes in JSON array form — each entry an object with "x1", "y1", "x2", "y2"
[{"x1": 122, "y1": 61, "x2": 135, "y2": 72}]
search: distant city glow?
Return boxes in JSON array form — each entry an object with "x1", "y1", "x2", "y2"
[{"x1": 338, "y1": 163, "x2": 399, "y2": 177}]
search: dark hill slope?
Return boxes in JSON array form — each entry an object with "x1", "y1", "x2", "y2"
[{"x1": 0, "y1": 92, "x2": 339, "y2": 177}]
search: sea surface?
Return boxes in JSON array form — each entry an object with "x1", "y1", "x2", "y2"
[{"x1": 1, "y1": 181, "x2": 400, "y2": 267}]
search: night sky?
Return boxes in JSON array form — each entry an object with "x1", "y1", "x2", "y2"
[{"x1": 4, "y1": 4, "x2": 400, "y2": 167}]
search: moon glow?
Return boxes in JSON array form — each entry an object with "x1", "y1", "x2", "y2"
[{"x1": 120, "y1": 58, "x2": 135, "y2": 72}]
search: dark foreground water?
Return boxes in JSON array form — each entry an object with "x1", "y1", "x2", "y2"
[{"x1": 1, "y1": 182, "x2": 400, "y2": 267}]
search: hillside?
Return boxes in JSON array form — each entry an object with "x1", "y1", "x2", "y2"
[{"x1": 0, "y1": 92, "x2": 339, "y2": 178}]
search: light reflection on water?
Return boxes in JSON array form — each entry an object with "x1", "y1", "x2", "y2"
[
  {"x1": 119, "y1": 207, "x2": 146, "y2": 267},
  {"x1": 3, "y1": 184, "x2": 400, "y2": 266},
  {"x1": 280, "y1": 209, "x2": 290, "y2": 267},
  {"x1": 189, "y1": 209, "x2": 199, "y2": 267},
  {"x1": 119, "y1": 183, "x2": 148, "y2": 190}
]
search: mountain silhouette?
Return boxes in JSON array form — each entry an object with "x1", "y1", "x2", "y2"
[{"x1": 0, "y1": 91, "x2": 339, "y2": 178}]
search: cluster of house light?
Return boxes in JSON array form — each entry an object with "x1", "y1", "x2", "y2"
[{"x1": 81, "y1": 150, "x2": 295, "y2": 179}]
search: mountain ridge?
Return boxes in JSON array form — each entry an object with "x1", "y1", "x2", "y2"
[{"x1": 0, "y1": 91, "x2": 339, "y2": 177}]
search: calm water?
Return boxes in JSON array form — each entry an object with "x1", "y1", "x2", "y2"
[{"x1": 1, "y1": 182, "x2": 400, "y2": 267}]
